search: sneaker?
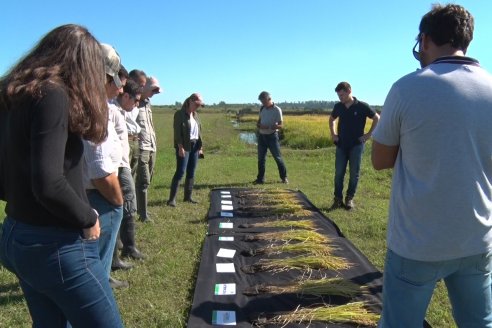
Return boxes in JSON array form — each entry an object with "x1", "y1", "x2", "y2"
[
  {"x1": 252, "y1": 179, "x2": 264, "y2": 185},
  {"x1": 345, "y1": 197, "x2": 354, "y2": 210},
  {"x1": 331, "y1": 197, "x2": 344, "y2": 209},
  {"x1": 281, "y1": 178, "x2": 289, "y2": 184}
]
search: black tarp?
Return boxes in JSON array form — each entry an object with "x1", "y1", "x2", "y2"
[{"x1": 187, "y1": 188, "x2": 431, "y2": 327}]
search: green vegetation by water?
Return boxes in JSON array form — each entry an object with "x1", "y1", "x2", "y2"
[{"x1": 0, "y1": 109, "x2": 455, "y2": 327}]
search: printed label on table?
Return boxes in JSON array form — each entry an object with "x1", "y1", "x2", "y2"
[
  {"x1": 219, "y1": 222, "x2": 233, "y2": 229},
  {"x1": 221, "y1": 200, "x2": 233, "y2": 205},
  {"x1": 221, "y1": 205, "x2": 234, "y2": 211},
  {"x1": 214, "y1": 283, "x2": 236, "y2": 295},
  {"x1": 216, "y1": 263, "x2": 235, "y2": 273},
  {"x1": 212, "y1": 310, "x2": 236, "y2": 325},
  {"x1": 220, "y1": 211, "x2": 233, "y2": 218},
  {"x1": 220, "y1": 191, "x2": 231, "y2": 195},
  {"x1": 221, "y1": 194, "x2": 232, "y2": 199},
  {"x1": 217, "y1": 248, "x2": 236, "y2": 258},
  {"x1": 218, "y1": 236, "x2": 234, "y2": 241}
]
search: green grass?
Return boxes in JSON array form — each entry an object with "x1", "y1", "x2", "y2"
[{"x1": 0, "y1": 110, "x2": 455, "y2": 327}]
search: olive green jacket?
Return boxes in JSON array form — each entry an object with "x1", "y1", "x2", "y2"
[{"x1": 173, "y1": 108, "x2": 202, "y2": 151}]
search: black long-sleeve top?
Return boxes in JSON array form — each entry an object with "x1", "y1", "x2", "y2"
[{"x1": 0, "y1": 85, "x2": 97, "y2": 229}]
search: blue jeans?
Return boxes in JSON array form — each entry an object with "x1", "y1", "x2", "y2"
[
  {"x1": 257, "y1": 132, "x2": 287, "y2": 182},
  {"x1": 87, "y1": 191, "x2": 123, "y2": 277},
  {"x1": 0, "y1": 217, "x2": 123, "y2": 328},
  {"x1": 172, "y1": 141, "x2": 200, "y2": 181},
  {"x1": 334, "y1": 143, "x2": 364, "y2": 199},
  {"x1": 379, "y1": 249, "x2": 492, "y2": 327}
]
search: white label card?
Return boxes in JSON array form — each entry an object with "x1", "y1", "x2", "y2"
[
  {"x1": 218, "y1": 236, "x2": 234, "y2": 241},
  {"x1": 217, "y1": 248, "x2": 236, "y2": 258},
  {"x1": 221, "y1": 200, "x2": 233, "y2": 205},
  {"x1": 219, "y1": 222, "x2": 233, "y2": 229},
  {"x1": 221, "y1": 195, "x2": 232, "y2": 199},
  {"x1": 221, "y1": 205, "x2": 234, "y2": 211},
  {"x1": 212, "y1": 311, "x2": 236, "y2": 325},
  {"x1": 220, "y1": 191, "x2": 231, "y2": 195},
  {"x1": 216, "y1": 263, "x2": 235, "y2": 273},
  {"x1": 214, "y1": 283, "x2": 236, "y2": 295},
  {"x1": 220, "y1": 211, "x2": 233, "y2": 218}
]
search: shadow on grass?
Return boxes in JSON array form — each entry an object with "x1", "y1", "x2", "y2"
[{"x1": 0, "y1": 281, "x2": 25, "y2": 306}]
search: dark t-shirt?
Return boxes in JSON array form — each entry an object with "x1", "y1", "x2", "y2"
[
  {"x1": 331, "y1": 97, "x2": 375, "y2": 149},
  {"x1": 0, "y1": 86, "x2": 97, "y2": 229}
]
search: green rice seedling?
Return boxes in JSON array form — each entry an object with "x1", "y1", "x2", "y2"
[
  {"x1": 254, "y1": 302, "x2": 380, "y2": 327},
  {"x1": 242, "y1": 255, "x2": 351, "y2": 274},
  {"x1": 242, "y1": 241, "x2": 335, "y2": 257},
  {"x1": 238, "y1": 219, "x2": 315, "y2": 230},
  {"x1": 243, "y1": 229, "x2": 331, "y2": 244},
  {"x1": 243, "y1": 277, "x2": 362, "y2": 298}
]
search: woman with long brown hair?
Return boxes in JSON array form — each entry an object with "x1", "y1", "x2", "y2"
[{"x1": 0, "y1": 25, "x2": 123, "y2": 327}]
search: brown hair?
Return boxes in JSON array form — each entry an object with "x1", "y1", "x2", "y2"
[
  {"x1": 335, "y1": 82, "x2": 351, "y2": 93},
  {"x1": 181, "y1": 93, "x2": 202, "y2": 112},
  {"x1": 419, "y1": 4, "x2": 474, "y2": 51},
  {"x1": 0, "y1": 24, "x2": 108, "y2": 143}
]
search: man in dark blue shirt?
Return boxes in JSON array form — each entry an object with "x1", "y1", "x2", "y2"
[{"x1": 329, "y1": 82, "x2": 379, "y2": 209}]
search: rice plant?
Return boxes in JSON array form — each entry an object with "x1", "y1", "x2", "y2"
[
  {"x1": 243, "y1": 277, "x2": 362, "y2": 298},
  {"x1": 242, "y1": 255, "x2": 351, "y2": 274},
  {"x1": 238, "y1": 219, "x2": 316, "y2": 230},
  {"x1": 243, "y1": 229, "x2": 331, "y2": 244},
  {"x1": 242, "y1": 241, "x2": 335, "y2": 257},
  {"x1": 254, "y1": 302, "x2": 380, "y2": 327}
]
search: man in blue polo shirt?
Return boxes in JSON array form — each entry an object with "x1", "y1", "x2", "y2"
[{"x1": 329, "y1": 82, "x2": 379, "y2": 209}]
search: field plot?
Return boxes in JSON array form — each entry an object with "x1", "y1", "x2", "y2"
[{"x1": 0, "y1": 109, "x2": 456, "y2": 327}]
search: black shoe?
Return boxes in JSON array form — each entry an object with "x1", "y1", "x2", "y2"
[
  {"x1": 184, "y1": 198, "x2": 198, "y2": 204},
  {"x1": 122, "y1": 247, "x2": 147, "y2": 260},
  {"x1": 111, "y1": 258, "x2": 134, "y2": 271},
  {"x1": 331, "y1": 197, "x2": 344, "y2": 209},
  {"x1": 109, "y1": 276, "x2": 129, "y2": 289},
  {"x1": 252, "y1": 179, "x2": 264, "y2": 185},
  {"x1": 139, "y1": 216, "x2": 154, "y2": 223},
  {"x1": 281, "y1": 178, "x2": 289, "y2": 184},
  {"x1": 166, "y1": 199, "x2": 176, "y2": 207}
]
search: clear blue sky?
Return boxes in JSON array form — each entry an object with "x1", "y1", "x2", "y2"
[{"x1": 1, "y1": 1, "x2": 491, "y2": 106}]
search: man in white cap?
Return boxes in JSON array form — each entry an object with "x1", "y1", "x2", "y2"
[
  {"x1": 84, "y1": 43, "x2": 129, "y2": 288},
  {"x1": 135, "y1": 76, "x2": 161, "y2": 222}
]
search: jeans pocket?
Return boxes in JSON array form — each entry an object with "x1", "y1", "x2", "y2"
[
  {"x1": 389, "y1": 253, "x2": 440, "y2": 286},
  {"x1": 476, "y1": 252, "x2": 492, "y2": 274},
  {"x1": 12, "y1": 239, "x2": 62, "y2": 287}
]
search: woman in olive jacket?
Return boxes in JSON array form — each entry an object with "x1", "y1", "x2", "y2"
[{"x1": 167, "y1": 93, "x2": 204, "y2": 207}]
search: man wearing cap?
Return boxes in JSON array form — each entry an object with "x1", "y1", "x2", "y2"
[
  {"x1": 84, "y1": 43, "x2": 128, "y2": 288},
  {"x1": 135, "y1": 76, "x2": 161, "y2": 222},
  {"x1": 253, "y1": 91, "x2": 288, "y2": 184},
  {"x1": 329, "y1": 82, "x2": 379, "y2": 210}
]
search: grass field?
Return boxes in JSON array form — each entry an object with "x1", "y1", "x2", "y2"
[{"x1": 0, "y1": 110, "x2": 455, "y2": 327}]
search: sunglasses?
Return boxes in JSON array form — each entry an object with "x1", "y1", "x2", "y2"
[{"x1": 412, "y1": 34, "x2": 422, "y2": 61}]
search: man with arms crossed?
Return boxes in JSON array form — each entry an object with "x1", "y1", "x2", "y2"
[{"x1": 372, "y1": 4, "x2": 492, "y2": 326}]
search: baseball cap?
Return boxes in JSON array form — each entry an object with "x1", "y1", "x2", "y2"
[
  {"x1": 100, "y1": 43, "x2": 122, "y2": 88},
  {"x1": 145, "y1": 76, "x2": 162, "y2": 94}
]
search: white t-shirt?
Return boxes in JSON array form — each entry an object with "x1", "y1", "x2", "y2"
[
  {"x1": 190, "y1": 113, "x2": 199, "y2": 140},
  {"x1": 373, "y1": 56, "x2": 492, "y2": 261},
  {"x1": 259, "y1": 104, "x2": 283, "y2": 135}
]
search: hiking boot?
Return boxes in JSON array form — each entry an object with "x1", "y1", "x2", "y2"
[
  {"x1": 109, "y1": 276, "x2": 129, "y2": 289},
  {"x1": 331, "y1": 197, "x2": 344, "y2": 209},
  {"x1": 345, "y1": 197, "x2": 354, "y2": 210},
  {"x1": 121, "y1": 246, "x2": 147, "y2": 261},
  {"x1": 252, "y1": 179, "x2": 264, "y2": 185}
]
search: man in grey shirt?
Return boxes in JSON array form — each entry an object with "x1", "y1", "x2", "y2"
[
  {"x1": 253, "y1": 91, "x2": 288, "y2": 184},
  {"x1": 372, "y1": 4, "x2": 492, "y2": 326}
]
